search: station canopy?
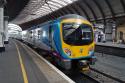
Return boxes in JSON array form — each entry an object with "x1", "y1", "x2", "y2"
[
  {"x1": 4, "y1": 0, "x2": 125, "y2": 30},
  {"x1": 11, "y1": 0, "x2": 77, "y2": 24}
]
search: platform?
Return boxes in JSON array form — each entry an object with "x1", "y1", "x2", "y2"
[
  {"x1": 0, "y1": 39, "x2": 74, "y2": 83},
  {"x1": 95, "y1": 42, "x2": 125, "y2": 57},
  {"x1": 96, "y1": 42, "x2": 125, "y2": 49}
]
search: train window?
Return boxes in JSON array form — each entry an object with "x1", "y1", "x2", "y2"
[
  {"x1": 62, "y1": 23, "x2": 93, "y2": 45},
  {"x1": 29, "y1": 30, "x2": 33, "y2": 38},
  {"x1": 37, "y1": 30, "x2": 41, "y2": 39},
  {"x1": 30, "y1": 31, "x2": 32, "y2": 34},
  {"x1": 41, "y1": 27, "x2": 49, "y2": 38},
  {"x1": 38, "y1": 30, "x2": 41, "y2": 35}
]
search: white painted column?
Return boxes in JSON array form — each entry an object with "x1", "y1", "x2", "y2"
[
  {"x1": 0, "y1": 7, "x2": 5, "y2": 51},
  {"x1": 4, "y1": 16, "x2": 9, "y2": 44}
]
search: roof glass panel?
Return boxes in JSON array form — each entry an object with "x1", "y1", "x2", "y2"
[
  {"x1": 12, "y1": 0, "x2": 77, "y2": 24},
  {"x1": 36, "y1": 10, "x2": 51, "y2": 14},
  {"x1": 47, "y1": 1, "x2": 62, "y2": 8},
  {"x1": 51, "y1": 0, "x2": 67, "y2": 6}
]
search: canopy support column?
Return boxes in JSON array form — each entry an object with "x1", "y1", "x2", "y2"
[
  {"x1": 4, "y1": 16, "x2": 9, "y2": 44},
  {"x1": 0, "y1": 7, "x2": 5, "y2": 52}
]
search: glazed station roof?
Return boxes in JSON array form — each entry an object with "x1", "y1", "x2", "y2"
[
  {"x1": 4, "y1": 0, "x2": 125, "y2": 29},
  {"x1": 10, "y1": 0, "x2": 77, "y2": 24}
]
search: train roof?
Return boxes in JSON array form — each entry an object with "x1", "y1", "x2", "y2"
[
  {"x1": 36, "y1": 14, "x2": 87, "y2": 26},
  {"x1": 58, "y1": 14, "x2": 87, "y2": 21},
  {"x1": 26, "y1": 14, "x2": 88, "y2": 30}
]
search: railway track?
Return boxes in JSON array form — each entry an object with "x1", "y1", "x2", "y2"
[
  {"x1": 32, "y1": 49, "x2": 125, "y2": 83},
  {"x1": 81, "y1": 67, "x2": 125, "y2": 83},
  {"x1": 51, "y1": 60, "x2": 125, "y2": 83},
  {"x1": 55, "y1": 65, "x2": 98, "y2": 83}
]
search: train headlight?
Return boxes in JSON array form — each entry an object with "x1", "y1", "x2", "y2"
[
  {"x1": 64, "y1": 48, "x2": 72, "y2": 56},
  {"x1": 89, "y1": 46, "x2": 94, "y2": 51},
  {"x1": 89, "y1": 46, "x2": 94, "y2": 56}
]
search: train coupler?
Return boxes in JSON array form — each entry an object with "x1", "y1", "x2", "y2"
[{"x1": 79, "y1": 60, "x2": 90, "y2": 71}]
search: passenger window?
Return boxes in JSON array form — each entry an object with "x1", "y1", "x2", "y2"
[
  {"x1": 38, "y1": 30, "x2": 41, "y2": 35},
  {"x1": 38, "y1": 30, "x2": 41, "y2": 39},
  {"x1": 30, "y1": 31, "x2": 32, "y2": 34}
]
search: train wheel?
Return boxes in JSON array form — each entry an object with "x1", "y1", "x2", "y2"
[{"x1": 78, "y1": 60, "x2": 90, "y2": 72}]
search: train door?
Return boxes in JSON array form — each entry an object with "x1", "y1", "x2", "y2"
[
  {"x1": 33, "y1": 30, "x2": 36, "y2": 45},
  {"x1": 28, "y1": 30, "x2": 33, "y2": 44},
  {"x1": 49, "y1": 25, "x2": 53, "y2": 51}
]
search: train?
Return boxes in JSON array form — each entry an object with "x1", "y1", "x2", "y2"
[{"x1": 22, "y1": 14, "x2": 96, "y2": 70}]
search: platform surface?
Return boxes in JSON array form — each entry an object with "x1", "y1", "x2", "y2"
[
  {"x1": 96, "y1": 42, "x2": 125, "y2": 48},
  {"x1": 0, "y1": 39, "x2": 74, "y2": 83}
]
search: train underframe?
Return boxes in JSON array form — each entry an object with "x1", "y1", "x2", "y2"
[{"x1": 52, "y1": 54, "x2": 96, "y2": 70}]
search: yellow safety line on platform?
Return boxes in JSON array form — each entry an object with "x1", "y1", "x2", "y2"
[{"x1": 15, "y1": 42, "x2": 28, "y2": 83}]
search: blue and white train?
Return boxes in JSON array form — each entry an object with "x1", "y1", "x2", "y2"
[{"x1": 22, "y1": 14, "x2": 96, "y2": 70}]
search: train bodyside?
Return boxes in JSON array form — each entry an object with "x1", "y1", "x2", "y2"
[
  {"x1": 22, "y1": 21, "x2": 61, "y2": 52},
  {"x1": 22, "y1": 14, "x2": 96, "y2": 70}
]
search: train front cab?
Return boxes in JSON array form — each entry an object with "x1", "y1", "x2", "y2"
[{"x1": 59, "y1": 18, "x2": 96, "y2": 70}]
